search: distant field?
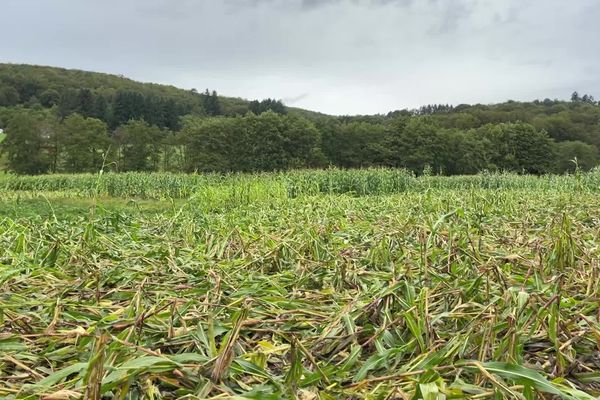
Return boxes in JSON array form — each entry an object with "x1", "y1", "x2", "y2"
[
  {"x1": 1, "y1": 168, "x2": 600, "y2": 198},
  {"x1": 0, "y1": 170, "x2": 599, "y2": 399}
]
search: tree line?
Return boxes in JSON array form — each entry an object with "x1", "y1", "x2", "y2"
[
  {"x1": 0, "y1": 64, "x2": 599, "y2": 175},
  {"x1": 1, "y1": 105, "x2": 597, "y2": 176}
]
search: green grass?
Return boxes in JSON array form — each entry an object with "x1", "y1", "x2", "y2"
[
  {"x1": 0, "y1": 196, "x2": 180, "y2": 220},
  {"x1": 1, "y1": 167, "x2": 600, "y2": 199},
  {"x1": 0, "y1": 171, "x2": 599, "y2": 399}
]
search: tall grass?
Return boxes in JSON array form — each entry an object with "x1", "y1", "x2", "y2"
[{"x1": 1, "y1": 168, "x2": 600, "y2": 199}]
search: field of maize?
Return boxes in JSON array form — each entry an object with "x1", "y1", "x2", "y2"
[{"x1": 0, "y1": 169, "x2": 599, "y2": 399}]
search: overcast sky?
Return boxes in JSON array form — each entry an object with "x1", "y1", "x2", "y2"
[{"x1": 2, "y1": 0, "x2": 599, "y2": 115}]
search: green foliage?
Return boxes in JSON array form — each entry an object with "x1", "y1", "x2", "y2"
[
  {"x1": 111, "y1": 90, "x2": 187, "y2": 129},
  {"x1": 113, "y1": 120, "x2": 164, "y2": 172},
  {"x1": 202, "y1": 89, "x2": 222, "y2": 116},
  {"x1": 477, "y1": 122, "x2": 557, "y2": 173},
  {"x1": 0, "y1": 85, "x2": 21, "y2": 106},
  {"x1": 323, "y1": 121, "x2": 388, "y2": 168},
  {"x1": 39, "y1": 88, "x2": 60, "y2": 107},
  {"x1": 182, "y1": 111, "x2": 324, "y2": 172},
  {"x1": 60, "y1": 114, "x2": 109, "y2": 173},
  {"x1": 556, "y1": 140, "x2": 599, "y2": 173},
  {"x1": 0, "y1": 110, "x2": 55, "y2": 174},
  {"x1": 0, "y1": 63, "x2": 249, "y2": 125},
  {"x1": 0, "y1": 171, "x2": 599, "y2": 398},
  {"x1": 249, "y1": 98, "x2": 287, "y2": 115},
  {"x1": 2, "y1": 64, "x2": 600, "y2": 175},
  {"x1": 387, "y1": 117, "x2": 449, "y2": 173}
]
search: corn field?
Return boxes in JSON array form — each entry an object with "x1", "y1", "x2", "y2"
[
  {"x1": 1, "y1": 168, "x2": 600, "y2": 199},
  {"x1": 0, "y1": 170, "x2": 599, "y2": 399}
]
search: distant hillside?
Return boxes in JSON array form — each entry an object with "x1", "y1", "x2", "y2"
[
  {"x1": 1, "y1": 63, "x2": 600, "y2": 176},
  {"x1": 0, "y1": 63, "x2": 327, "y2": 122},
  {"x1": 0, "y1": 63, "x2": 254, "y2": 116}
]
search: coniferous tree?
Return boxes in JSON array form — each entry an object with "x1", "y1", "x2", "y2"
[
  {"x1": 202, "y1": 89, "x2": 222, "y2": 116},
  {"x1": 57, "y1": 88, "x2": 80, "y2": 119},
  {"x1": 92, "y1": 95, "x2": 108, "y2": 121},
  {"x1": 163, "y1": 98, "x2": 180, "y2": 130},
  {"x1": 77, "y1": 88, "x2": 95, "y2": 117},
  {"x1": 249, "y1": 98, "x2": 287, "y2": 115},
  {"x1": 211, "y1": 91, "x2": 221, "y2": 116}
]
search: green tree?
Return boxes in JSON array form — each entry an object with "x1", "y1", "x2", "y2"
[
  {"x1": 39, "y1": 89, "x2": 60, "y2": 107},
  {"x1": 162, "y1": 98, "x2": 181, "y2": 130},
  {"x1": 60, "y1": 114, "x2": 110, "y2": 172},
  {"x1": 323, "y1": 121, "x2": 388, "y2": 168},
  {"x1": 249, "y1": 98, "x2": 287, "y2": 115},
  {"x1": 0, "y1": 86, "x2": 20, "y2": 106},
  {"x1": 58, "y1": 88, "x2": 80, "y2": 119},
  {"x1": 281, "y1": 115, "x2": 325, "y2": 168},
  {"x1": 441, "y1": 129, "x2": 491, "y2": 174},
  {"x1": 202, "y1": 89, "x2": 222, "y2": 116},
  {"x1": 387, "y1": 117, "x2": 448, "y2": 174},
  {"x1": 478, "y1": 122, "x2": 557, "y2": 174},
  {"x1": 161, "y1": 130, "x2": 184, "y2": 172},
  {"x1": 247, "y1": 111, "x2": 288, "y2": 170},
  {"x1": 181, "y1": 112, "x2": 323, "y2": 172},
  {"x1": 113, "y1": 90, "x2": 145, "y2": 127},
  {"x1": 78, "y1": 88, "x2": 95, "y2": 117},
  {"x1": 92, "y1": 95, "x2": 109, "y2": 121},
  {"x1": 16, "y1": 78, "x2": 42, "y2": 101},
  {"x1": 555, "y1": 141, "x2": 599, "y2": 173},
  {"x1": 113, "y1": 120, "x2": 164, "y2": 171},
  {"x1": 181, "y1": 116, "x2": 236, "y2": 172},
  {"x1": 0, "y1": 112, "x2": 52, "y2": 174}
]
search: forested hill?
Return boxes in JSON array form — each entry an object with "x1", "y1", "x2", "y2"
[
  {"x1": 0, "y1": 63, "x2": 262, "y2": 125},
  {"x1": 1, "y1": 63, "x2": 599, "y2": 175}
]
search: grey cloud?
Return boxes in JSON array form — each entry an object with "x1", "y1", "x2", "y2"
[
  {"x1": 283, "y1": 93, "x2": 310, "y2": 104},
  {"x1": 1, "y1": 0, "x2": 599, "y2": 115},
  {"x1": 229, "y1": 0, "x2": 413, "y2": 10},
  {"x1": 429, "y1": 1, "x2": 474, "y2": 34},
  {"x1": 301, "y1": 0, "x2": 339, "y2": 9}
]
